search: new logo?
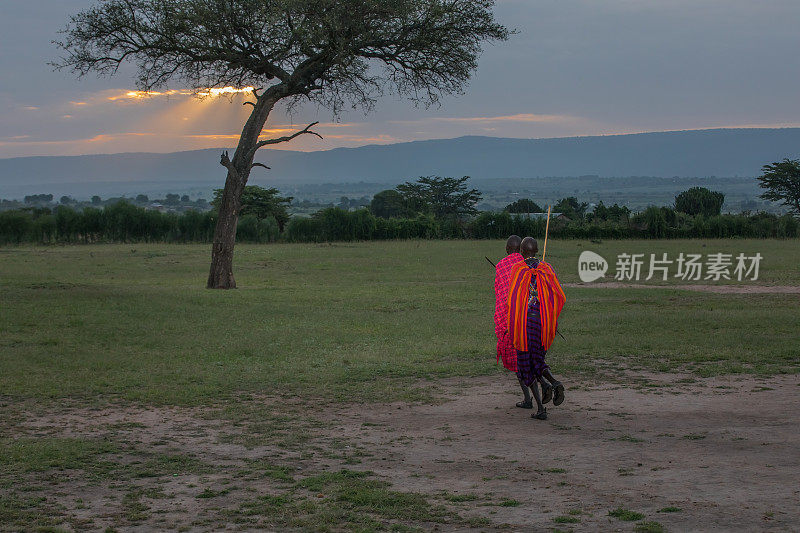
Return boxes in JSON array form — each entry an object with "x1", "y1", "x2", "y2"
[{"x1": 578, "y1": 251, "x2": 608, "y2": 283}]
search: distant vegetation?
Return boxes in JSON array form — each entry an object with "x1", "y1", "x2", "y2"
[
  {"x1": 758, "y1": 159, "x2": 800, "y2": 216},
  {"x1": 2, "y1": 173, "x2": 798, "y2": 245},
  {"x1": 2, "y1": 196, "x2": 797, "y2": 246},
  {"x1": 675, "y1": 187, "x2": 725, "y2": 217},
  {"x1": 1, "y1": 193, "x2": 209, "y2": 212},
  {"x1": 212, "y1": 186, "x2": 292, "y2": 232}
]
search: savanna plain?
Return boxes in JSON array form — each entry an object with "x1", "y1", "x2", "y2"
[{"x1": 1, "y1": 239, "x2": 799, "y2": 532}]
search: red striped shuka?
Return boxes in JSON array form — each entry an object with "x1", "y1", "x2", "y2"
[{"x1": 506, "y1": 260, "x2": 566, "y2": 352}]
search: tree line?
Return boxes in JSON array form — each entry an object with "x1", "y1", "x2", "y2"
[
  {"x1": 2, "y1": 164, "x2": 799, "y2": 245},
  {"x1": 2, "y1": 197, "x2": 797, "y2": 246}
]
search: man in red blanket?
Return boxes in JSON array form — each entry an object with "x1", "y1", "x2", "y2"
[
  {"x1": 507, "y1": 237, "x2": 566, "y2": 420},
  {"x1": 494, "y1": 235, "x2": 552, "y2": 409}
]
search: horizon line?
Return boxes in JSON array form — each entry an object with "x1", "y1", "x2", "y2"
[{"x1": 2, "y1": 125, "x2": 799, "y2": 160}]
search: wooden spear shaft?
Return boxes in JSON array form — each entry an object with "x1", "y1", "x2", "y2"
[
  {"x1": 542, "y1": 205, "x2": 552, "y2": 262},
  {"x1": 539, "y1": 205, "x2": 565, "y2": 341}
]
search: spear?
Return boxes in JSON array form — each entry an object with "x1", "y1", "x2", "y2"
[
  {"x1": 539, "y1": 205, "x2": 564, "y2": 339},
  {"x1": 542, "y1": 204, "x2": 552, "y2": 262}
]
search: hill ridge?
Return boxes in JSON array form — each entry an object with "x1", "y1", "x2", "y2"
[{"x1": 2, "y1": 127, "x2": 799, "y2": 198}]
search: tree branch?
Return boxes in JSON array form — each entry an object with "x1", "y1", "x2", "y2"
[
  {"x1": 251, "y1": 162, "x2": 271, "y2": 171},
  {"x1": 219, "y1": 151, "x2": 240, "y2": 180},
  {"x1": 250, "y1": 122, "x2": 322, "y2": 156}
]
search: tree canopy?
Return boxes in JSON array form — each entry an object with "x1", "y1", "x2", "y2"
[
  {"x1": 758, "y1": 159, "x2": 800, "y2": 216},
  {"x1": 553, "y1": 197, "x2": 588, "y2": 220},
  {"x1": 674, "y1": 187, "x2": 725, "y2": 217},
  {"x1": 370, "y1": 189, "x2": 410, "y2": 219},
  {"x1": 590, "y1": 201, "x2": 630, "y2": 222},
  {"x1": 505, "y1": 198, "x2": 543, "y2": 213},
  {"x1": 396, "y1": 176, "x2": 482, "y2": 219},
  {"x1": 55, "y1": 0, "x2": 509, "y2": 112},
  {"x1": 212, "y1": 185, "x2": 293, "y2": 231}
]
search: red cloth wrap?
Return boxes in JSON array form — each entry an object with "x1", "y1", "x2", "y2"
[
  {"x1": 494, "y1": 253, "x2": 524, "y2": 371},
  {"x1": 507, "y1": 260, "x2": 566, "y2": 352}
]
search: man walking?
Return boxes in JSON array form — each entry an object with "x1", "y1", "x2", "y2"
[
  {"x1": 507, "y1": 237, "x2": 566, "y2": 419},
  {"x1": 494, "y1": 235, "x2": 550, "y2": 408}
]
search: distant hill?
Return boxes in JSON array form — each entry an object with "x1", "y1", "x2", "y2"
[{"x1": 1, "y1": 128, "x2": 799, "y2": 198}]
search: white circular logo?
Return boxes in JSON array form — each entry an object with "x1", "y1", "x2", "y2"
[{"x1": 578, "y1": 251, "x2": 608, "y2": 283}]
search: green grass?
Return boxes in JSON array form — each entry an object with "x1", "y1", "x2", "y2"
[
  {"x1": 615, "y1": 434, "x2": 646, "y2": 443},
  {"x1": 635, "y1": 521, "x2": 666, "y2": 532},
  {"x1": 0, "y1": 437, "x2": 117, "y2": 475},
  {"x1": 0, "y1": 437, "x2": 457, "y2": 531},
  {"x1": 0, "y1": 436, "x2": 213, "y2": 530},
  {"x1": 0, "y1": 436, "x2": 211, "y2": 486},
  {"x1": 1, "y1": 239, "x2": 795, "y2": 533},
  {"x1": 1, "y1": 240, "x2": 798, "y2": 406},
  {"x1": 657, "y1": 506, "x2": 682, "y2": 513},
  {"x1": 609, "y1": 508, "x2": 646, "y2": 521},
  {"x1": 683, "y1": 434, "x2": 707, "y2": 440},
  {"x1": 249, "y1": 469, "x2": 457, "y2": 529}
]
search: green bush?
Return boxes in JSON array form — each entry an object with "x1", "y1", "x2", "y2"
[{"x1": 1, "y1": 201, "x2": 797, "y2": 245}]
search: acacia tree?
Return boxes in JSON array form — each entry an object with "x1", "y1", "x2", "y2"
[
  {"x1": 759, "y1": 159, "x2": 800, "y2": 217},
  {"x1": 674, "y1": 186, "x2": 725, "y2": 217},
  {"x1": 55, "y1": 0, "x2": 509, "y2": 288},
  {"x1": 396, "y1": 176, "x2": 481, "y2": 218},
  {"x1": 212, "y1": 185, "x2": 293, "y2": 231}
]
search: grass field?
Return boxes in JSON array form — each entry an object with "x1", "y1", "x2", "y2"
[
  {"x1": 1, "y1": 239, "x2": 799, "y2": 530},
  {"x1": 2, "y1": 239, "x2": 798, "y2": 404}
]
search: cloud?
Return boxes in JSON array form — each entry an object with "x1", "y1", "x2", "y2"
[
  {"x1": 0, "y1": 132, "x2": 154, "y2": 147},
  {"x1": 432, "y1": 113, "x2": 576, "y2": 124},
  {"x1": 0, "y1": 124, "x2": 386, "y2": 157}
]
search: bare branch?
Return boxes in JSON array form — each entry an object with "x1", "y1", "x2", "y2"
[
  {"x1": 251, "y1": 162, "x2": 271, "y2": 171},
  {"x1": 243, "y1": 101, "x2": 256, "y2": 107},
  {"x1": 250, "y1": 122, "x2": 322, "y2": 156},
  {"x1": 219, "y1": 151, "x2": 239, "y2": 179}
]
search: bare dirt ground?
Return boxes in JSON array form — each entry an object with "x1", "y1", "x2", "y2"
[
  {"x1": 347, "y1": 373, "x2": 800, "y2": 531},
  {"x1": 564, "y1": 282, "x2": 800, "y2": 295},
  {"x1": 7, "y1": 372, "x2": 800, "y2": 532}
]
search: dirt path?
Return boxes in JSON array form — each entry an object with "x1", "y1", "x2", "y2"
[
  {"x1": 6, "y1": 373, "x2": 800, "y2": 531},
  {"x1": 564, "y1": 282, "x2": 800, "y2": 294},
  {"x1": 333, "y1": 373, "x2": 800, "y2": 531}
]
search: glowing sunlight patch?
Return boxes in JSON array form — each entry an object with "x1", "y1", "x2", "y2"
[{"x1": 109, "y1": 86, "x2": 255, "y2": 101}]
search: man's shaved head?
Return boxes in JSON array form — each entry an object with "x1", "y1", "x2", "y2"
[
  {"x1": 520, "y1": 237, "x2": 538, "y2": 258},
  {"x1": 506, "y1": 235, "x2": 522, "y2": 255}
]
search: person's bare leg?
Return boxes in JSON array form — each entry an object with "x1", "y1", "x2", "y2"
[
  {"x1": 515, "y1": 374, "x2": 532, "y2": 408},
  {"x1": 531, "y1": 379, "x2": 547, "y2": 420},
  {"x1": 538, "y1": 376, "x2": 553, "y2": 404},
  {"x1": 542, "y1": 369, "x2": 564, "y2": 406}
]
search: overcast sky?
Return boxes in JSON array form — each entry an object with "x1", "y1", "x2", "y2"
[{"x1": 1, "y1": 0, "x2": 799, "y2": 158}]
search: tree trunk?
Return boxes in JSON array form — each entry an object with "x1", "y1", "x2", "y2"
[
  {"x1": 206, "y1": 172, "x2": 242, "y2": 289},
  {"x1": 207, "y1": 95, "x2": 276, "y2": 289}
]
